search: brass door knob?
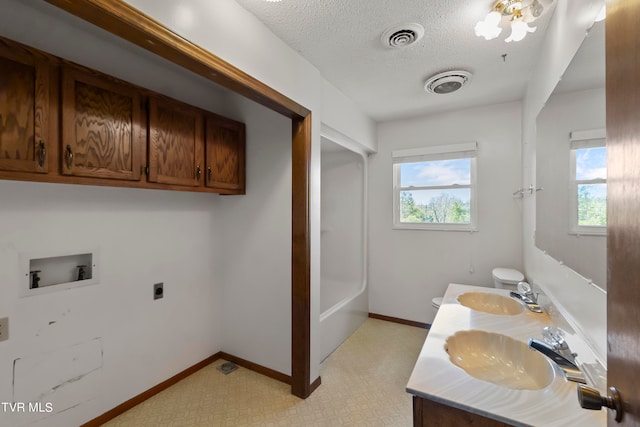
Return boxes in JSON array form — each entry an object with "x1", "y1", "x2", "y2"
[{"x1": 577, "y1": 384, "x2": 623, "y2": 422}]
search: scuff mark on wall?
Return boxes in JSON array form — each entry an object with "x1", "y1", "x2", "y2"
[{"x1": 12, "y1": 338, "x2": 103, "y2": 426}]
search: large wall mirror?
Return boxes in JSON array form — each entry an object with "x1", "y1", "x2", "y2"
[{"x1": 536, "y1": 18, "x2": 606, "y2": 289}]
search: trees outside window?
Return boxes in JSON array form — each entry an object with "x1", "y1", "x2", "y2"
[{"x1": 392, "y1": 143, "x2": 477, "y2": 231}]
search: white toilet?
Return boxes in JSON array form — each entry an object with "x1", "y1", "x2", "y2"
[
  {"x1": 431, "y1": 267, "x2": 524, "y2": 314},
  {"x1": 491, "y1": 267, "x2": 525, "y2": 291}
]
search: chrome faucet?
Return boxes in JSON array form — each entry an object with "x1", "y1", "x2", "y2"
[
  {"x1": 528, "y1": 326, "x2": 586, "y2": 383},
  {"x1": 509, "y1": 281, "x2": 543, "y2": 313}
]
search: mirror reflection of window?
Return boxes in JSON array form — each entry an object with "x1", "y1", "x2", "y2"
[
  {"x1": 569, "y1": 129, "x2": 606, "y2": 234},
  {"x1": 534, "y1": 17, "x2": 606, "y2": 290}
]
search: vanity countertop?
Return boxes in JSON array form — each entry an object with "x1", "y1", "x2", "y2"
[{"x1": 406, "y1": 283, "x2": 606, "y2": 427}]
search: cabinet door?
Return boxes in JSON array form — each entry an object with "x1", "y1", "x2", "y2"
[
  {"x1": 61, "y1": 67, "x2": 144, "y2": 181},
  {"x1": 148, "y1": 96, "x2": 204, "y2": 187},
  {"x1": 0, "y1": 39, "x2": 50, "y2": 173},
  {"x1": 205, "y1": 114, "x2": 245, "y2": 193}
]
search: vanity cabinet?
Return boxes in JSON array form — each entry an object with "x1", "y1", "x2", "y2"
[
  {"x1": 61, "y1": 66, "x2": 145, "y2": 181},
  {"x1": 413, "y1": 396, "x2": 511, "y2": 427},
  {"x1": 205, "y1": 113, "x2": 245, "y2": 194},
  {"x1": 148, "y1": 96, "x2": 204, "y2": 187},
  {"x1": 0, "y1": 38, "x2": 51, "y2": 174}
]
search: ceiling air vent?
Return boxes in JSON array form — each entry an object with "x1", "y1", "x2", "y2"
[
  {"x1": 424, "y1": 70, "x2": 473, "y2": 94},
  {"x1": 381, "y1": 23, "x2": 425, "y2": 48}
]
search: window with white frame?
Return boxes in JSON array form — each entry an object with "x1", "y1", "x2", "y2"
[
  {"x1": 392, "y1": 142, "x2": 477, "y2": 230},
  {"x1": 569, "y1": 129, "x2": 606, "y2": 235}
]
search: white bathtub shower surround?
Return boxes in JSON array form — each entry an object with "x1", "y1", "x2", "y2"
[
  {"x1": 407, "y1": 283, "x2": 606, "y2": 426},
  {"x1": 319, "y1": 133, "x2": 369, "y2": 361}
]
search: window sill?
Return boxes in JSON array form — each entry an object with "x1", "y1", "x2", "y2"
[
  {"x1": 569, "y1": 228, "x2": 607, "y2": 237},
  {"x1": 393, "y1": 224, "x2": 477, "y2": 232}
]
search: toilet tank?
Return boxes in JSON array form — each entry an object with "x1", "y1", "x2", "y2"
[{"x1": 492, "y1": 268, "x2": 524, "y2": 291}]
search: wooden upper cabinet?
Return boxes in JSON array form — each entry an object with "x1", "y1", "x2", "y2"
[
  {"x1": 0, "y1": 35, "x2": 246, "y2": 195},
  {"x1": 0, "y1": 38, "x2": 50, "y2": 174},
  {"x1": 205, "y1": 114, "x2": 245, "y2": 194},
  {"x1": 148, "y1": 96, "x2": 204, "y2": 187},
  {"x1": 61, "y1": 66, "x2": 144, "y2": 181}
]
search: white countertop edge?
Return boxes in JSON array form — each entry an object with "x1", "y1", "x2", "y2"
[{"x1": 406, "y1": 283, "x2": 606, "y2": 427}]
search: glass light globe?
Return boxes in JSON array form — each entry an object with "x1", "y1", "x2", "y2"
[
  {"x1": 474, "y1": 11, "x2": 503, "y2": 40},
  {"x1": 505, "y1": 20, "x2": 536, "y2": 42}
]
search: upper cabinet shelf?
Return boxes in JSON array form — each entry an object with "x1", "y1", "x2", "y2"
[
  {"x1": 205, "y1": 114, "x2": 245, "y2": 193},
  {"x1": 61, "y1": 66, "x2": 145, "y2": 182},
  {"x1": 0, "y1": 38, "x2": 51, "y2": 174},
  {"x1": 0, "y1": 36, "x2": 246, "y2": 195},
  {"x1": 148, "y1": 95, "x2": 203, "y2": 188}
]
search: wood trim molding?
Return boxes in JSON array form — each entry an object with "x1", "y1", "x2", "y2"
[
  {"x1": 44, "y1": 0, "x2": 309, "y2": 120},
  {"x1": 368, "y1": 313, "x2": 431, "y2": 329},
  {"x1": 291, "y1": 113, "x2": 313, "y2": 398},
  {"x1": 309, "y1": 376, "x2": 322, "y2": 395},
  {"x1": 80, "y1": 353, "x2": 222, "y2": 427},
  {"x1": 218, "y1": 352, "x2": 291, "y2": 385},
  {"x1": 44, "y1": 0, "x2": 316, "y2": 402}
]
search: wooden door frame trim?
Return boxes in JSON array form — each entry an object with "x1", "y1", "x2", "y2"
[{"x1": 44, "y1": 0, "x2": 315, "y2": 399}]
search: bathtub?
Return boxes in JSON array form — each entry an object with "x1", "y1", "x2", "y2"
[{"x1": 319, "y1": 133, "x2": 369, "y2": 361}]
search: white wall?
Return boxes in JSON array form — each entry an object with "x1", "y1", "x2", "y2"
[
  {"x1": 0, "y1": 182, "x2": 222, "y2": 427},
  {"x1": 370, "y1": 102, "x2": 523, "y2": 324},
  {"x1": 0, "y1": 1, "x2": 301, "y2": 425},
  {"x1": 0, "y1": 2, "x2": 232, "y2": 426},
  {"x1": 322, "y1": 81, "x2": 377, "y2": 153},
  {"x1": 124, "y1": 0, "x2": 377, "y2": 383},
  {"x1": 0, "y1": 2, "x2": 377, "y2": 424},
  {"x1": 213, "y1": 96, "x2": 293, "y2": 376},
  {"x1": 536, "y1": 87, "x2": 606, "y2": 288},
  {"x1": 522, "y1": 0, "x2": 607, "y2": 365}
]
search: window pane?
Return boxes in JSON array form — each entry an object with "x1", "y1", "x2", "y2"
[
  {"x1": 578, "y1": 183, "x2": 607, "y2": 226},
  {"x1": 400, "y1": 158, "x2": 470, "y2": 187},
  {"x1": 576, "y1": 147, "x2": 606, "y2": 180},
  {"x1": 400, "y1": 189, "x2": 470, "y2": 224}
]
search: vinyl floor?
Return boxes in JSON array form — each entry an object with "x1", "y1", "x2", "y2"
[{"x1": 104, "y1": 318, "x2": 428, "y2": 427}]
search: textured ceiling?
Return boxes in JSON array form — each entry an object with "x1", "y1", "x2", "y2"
[{"x1": 234, "y1": 0, "x2": 557, "y2": 122}]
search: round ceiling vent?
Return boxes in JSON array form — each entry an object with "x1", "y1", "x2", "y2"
[
  {"x1": 381, "y1": 23, "x2": 425, "y2": 48},
  {"x1": 424, "y1": 70, "x2": 473, "y2": 94}
]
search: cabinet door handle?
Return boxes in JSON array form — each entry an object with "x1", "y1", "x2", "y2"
[
  {"x1": 65, "y1": 145, "x2": 74, "y2": 169},
  {"x1": 37, "y1": 140, "x2": 46, "y2": 167},
  {"x1": 196, "y1": 165, "x2": 202, "y2": 181},
  {"x1": 207, "y1": 166, "x2": 212, "y2": 182}
]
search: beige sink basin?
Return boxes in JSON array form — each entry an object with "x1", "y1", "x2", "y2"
[
  {"x1": 445, "y1": 330, "x2": 554, "y2": 390},
  {"x1": 457, "y1": 292, "x2": 524, "y2": 315}
]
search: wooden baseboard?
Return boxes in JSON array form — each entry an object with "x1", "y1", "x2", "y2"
[
  {"x1": 368, "y1": 312, "x2": 431, "y2": 329},
  {"x1": 81, "y1": 352, "x2": 222, "y2": 427},
  {"x1": 218, "y1": 352, "x2": 292, "y2": 385},
  {"x1": 81, "y1": 351, "x2": 294, "y2": 426},
  {"x1": 309, "y1": 376, "x2": 322, "y2": 394}
]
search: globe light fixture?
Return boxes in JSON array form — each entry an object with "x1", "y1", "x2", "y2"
[{"x1": 475, "y1": 0, "x2": 551, "y2": 42}]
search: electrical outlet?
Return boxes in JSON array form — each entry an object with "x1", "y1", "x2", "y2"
[
  {"x1": 0, "y1": 317, "x2": 8, "y2": 342},
  {"x1": 153, "y1": 283, "x2": 163, "y2": 300}
]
